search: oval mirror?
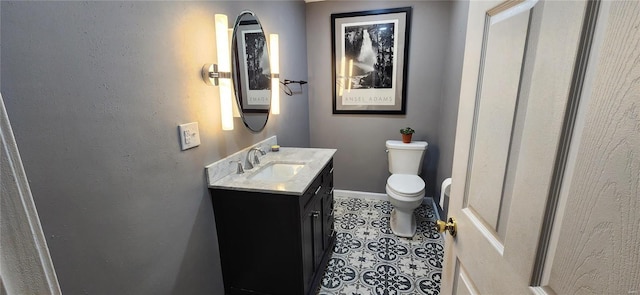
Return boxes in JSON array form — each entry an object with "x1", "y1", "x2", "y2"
[{"x1": 231, "y1": 11, "x2": 271, "y2": 132}]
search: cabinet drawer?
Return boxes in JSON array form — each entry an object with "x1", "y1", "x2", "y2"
[{"x1": 300, "y1": 176, "x2": 322, "y2": 211}]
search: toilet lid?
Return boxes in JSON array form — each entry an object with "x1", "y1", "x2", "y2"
[{"x1": 387, "y1": 174, "x2": 425, "y2": 195}]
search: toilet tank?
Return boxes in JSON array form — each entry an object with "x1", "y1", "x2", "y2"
[{"x1": 386, "y1": 140, "x2": 428, "y2": 174}]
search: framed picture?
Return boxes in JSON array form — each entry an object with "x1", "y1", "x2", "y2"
[
  {"x1": 233, "y1": 21, "x2": 271, "y2": 113},
  {"x1": 331, "y1": 7, "x2": 412, "y2": 114}
]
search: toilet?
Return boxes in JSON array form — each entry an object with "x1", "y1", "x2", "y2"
[{"x1": 385, "y1": 140, "x2": 428, "y2": 238}]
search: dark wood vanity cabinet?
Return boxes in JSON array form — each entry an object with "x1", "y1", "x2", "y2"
[{"x1": 210, "y1": 159, "x2": 335, "y2": 295}]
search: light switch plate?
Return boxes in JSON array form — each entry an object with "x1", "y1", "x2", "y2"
[{"x1": 178, "y1": 122, "x2": 201, "y2": 150}]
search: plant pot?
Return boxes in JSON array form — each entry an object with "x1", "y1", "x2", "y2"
[{"x1": 402, "y1": 134, "x2": 412, "y2": 143}]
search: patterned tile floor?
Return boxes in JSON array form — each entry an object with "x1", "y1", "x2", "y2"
[{"x1": 317, "y1": 195, "x2": 445, "y2": 295}]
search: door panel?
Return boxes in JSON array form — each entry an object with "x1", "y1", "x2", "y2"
[
  {"x1": 465, "y1": 4, "x2": 530, "y2": 234},
  {"x1": 453, "y1": 260, "x2": 479, "y2": 295}
]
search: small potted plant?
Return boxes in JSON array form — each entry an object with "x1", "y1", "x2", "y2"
[{"x1": 400, "y1": 127, "x2": 415, "y2": 143}]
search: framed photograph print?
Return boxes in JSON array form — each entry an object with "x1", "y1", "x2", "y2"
[
  {"x1": 233, "y1": 20, "x2": 271, "y2": 113},
  {"x1": 331, "y1": 7, "x2": 412, "y2": 114},
  {"x1": 241, "y1": 30, "x2": 271, "y2": 110}
]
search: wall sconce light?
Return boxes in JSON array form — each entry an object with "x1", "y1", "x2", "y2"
[
  {"x1": 270, "y1": 34, "x2": 280, "y2": 115},
  {"x1": 202, "y1": 14, "x2": 234, "y2": 131}
]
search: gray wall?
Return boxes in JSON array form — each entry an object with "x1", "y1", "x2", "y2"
[
  {"x1": 436, "y1": 0, "x2": 469, "y2": 209},
  {"x1": 306, "y1": 1, "x2": 452, "y2": 196},
  {"x1": 1, "y1": 1, "x2": 308, "y2": 294},
  {"x1": 0, "y1": 3, "x2": 2, "y2": 89}
]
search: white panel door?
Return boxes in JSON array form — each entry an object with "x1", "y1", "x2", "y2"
[
  {"x1": 440, "y1": 0, "x2": 639, "y2": 293},
  {"x1": 441, "y1": 1, "x2": 587, "y2": 293}
]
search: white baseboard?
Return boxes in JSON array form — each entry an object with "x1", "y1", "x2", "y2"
[
  {"x1": 333, "y1": 189, "x2": 388, "y2": 201},
  {"x1": 334, "y1": 189, "x2": 434, "y2": 206}
]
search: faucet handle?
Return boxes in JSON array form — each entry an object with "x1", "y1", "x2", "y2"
[{"x1": 236, "y1": 160, "x2": 245, "y2": 174}]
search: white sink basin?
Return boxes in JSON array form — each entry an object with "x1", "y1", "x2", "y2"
[{"x1": 249, "y1": 161, "x2": 305, "y2": 181}]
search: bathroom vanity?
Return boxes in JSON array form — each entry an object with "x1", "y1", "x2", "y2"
[{"x1": 208, "y1": 148, "x2": 336, "y2": 295}]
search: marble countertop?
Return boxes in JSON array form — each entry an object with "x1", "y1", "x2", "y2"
[{"x1": 208, "y1": 147, "x2": 336, "y2": 196}]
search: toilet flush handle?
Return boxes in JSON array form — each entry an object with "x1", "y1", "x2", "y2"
[{"x1": 385, "y1": 149, "x2": 389, "y2": 153}]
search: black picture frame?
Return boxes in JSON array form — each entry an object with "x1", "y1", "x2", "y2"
[{"x1": 331, "y1": 7, "x2": 412, "y2": 114}]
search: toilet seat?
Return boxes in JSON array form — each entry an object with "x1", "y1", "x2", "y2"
[{"x1": 386, "y1": 174, "x2": 425, "y2": 199}]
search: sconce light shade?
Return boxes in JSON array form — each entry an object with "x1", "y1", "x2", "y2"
[
  {"x1": 216, "y1": 14, "x2": 234, "y2": 130},
  {"x1": 270, "y1": 34, "x2": 280, "y2": 115},
  {"x1": 229, "y1": 28, "x2": 240, "y2": 118}
]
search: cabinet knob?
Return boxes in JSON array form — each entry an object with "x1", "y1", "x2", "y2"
[{"x1": 311, "y1": 211, "x2": 320, "y2": 218}]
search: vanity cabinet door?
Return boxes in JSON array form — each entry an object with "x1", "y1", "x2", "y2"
[
  {"x1": 301, "y1": 160, "x2": 335, "y2": 295},
  {"x1": 301, "y1": 188, "x2": 323, "y2": 293},
  {"x1": 301, "y1": 201, "x2": 315, "y2": 292},
  {"x1": 211, "y1": 189, "x2": 304, "y2": 295},
  {"x1": 311, "y1": 197, "x2": 324, "y2": 270}
]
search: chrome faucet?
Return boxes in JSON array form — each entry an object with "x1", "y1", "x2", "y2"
[{"x1": 245, "y1": 147, "x2": 266, "y2": 170}]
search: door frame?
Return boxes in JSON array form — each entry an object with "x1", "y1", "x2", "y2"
[{"x1": 1, "y1": 93, "x2": 62, "y2": 294}]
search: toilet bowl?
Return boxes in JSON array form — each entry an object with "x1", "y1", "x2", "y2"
[{"x1": 386, "y1": 174, "x2": 425, "y2": 237}]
